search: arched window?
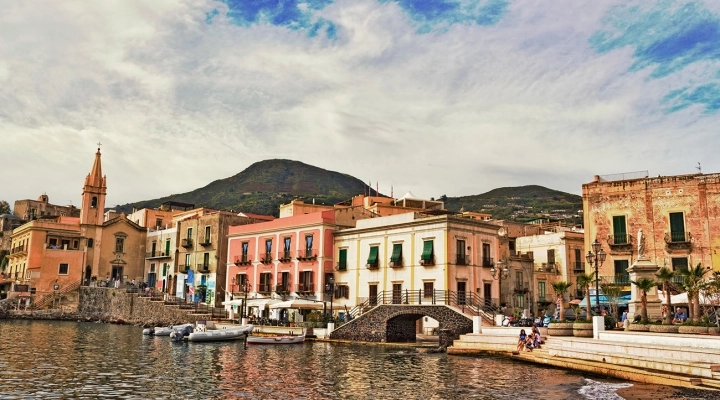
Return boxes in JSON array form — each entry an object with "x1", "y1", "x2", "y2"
[
  {"x1": 87, "y1": 238, "x2": 94, "y2": 248},
  {"x1": 91, "y1": 197, "x2": 98, "y2": 208}
]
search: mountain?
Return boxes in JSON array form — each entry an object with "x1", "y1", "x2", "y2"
[
  {"x1": 444, "y1": 185, "x2": 583, "y2": 223},
  {"x1": 119, "y1": 160, "x2": 582, "y2": 224},
  {"x1": 118, "y1": 159, "x2": 376, "y2": 216}
]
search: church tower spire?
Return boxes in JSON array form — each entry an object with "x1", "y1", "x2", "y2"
[{"x1": 80, "y1": 147, "x2": 107, "y2": 225}]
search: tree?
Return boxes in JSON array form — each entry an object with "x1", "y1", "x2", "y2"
[
  {"x1": 576, "y1": 273, "x2": 595, "y2": 319},
  {"x1": 656, "y1": 267, "x2": 676, "y2": 325},
  {"x1": 630, "y1": 277, "x2": 657, "y2": 322},
  {"x1": 601, "y1": 283, "x2": 623, "y2": 320},
  {"x1": 551, "y1": 281, "x2": 573, "y2": 322},
  {"x1": 681, "y1": 263, "x2": 709, "y2": 322},
  {"x1": 701, "y1": 272, "x2": 720, "y2": 327},
  {"x1": 0, "y1": 200, "x2": 10, "y2": 215}
]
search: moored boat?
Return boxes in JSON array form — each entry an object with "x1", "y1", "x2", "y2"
[
  {"x1": 143, "y1": 323, "x2": 193, "y2": 336},
  {"x1": 186, "y1": 324, "x2": 254, "y2": 342},
  {"x1": 247, "y1": 335, "x2": 305, "y2": 345}
]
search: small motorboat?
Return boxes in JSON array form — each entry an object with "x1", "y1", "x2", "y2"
[
  {"x1": 143, "y1": 323, "x2": 193, "y2": 336},
  {"x1": 175, "y1": 324, "x2": 254, "y2": 342},
  {"x1": 247, "y1": 334, "x2": 305, "y2": 345}
]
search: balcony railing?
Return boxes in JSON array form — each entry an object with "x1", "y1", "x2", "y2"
[
  {"x1": 600, "y1": 274, "x2": 630, "y2": 285},
  {"x1": 199, "y1": 237, "x2": 212, "y2": 247},
  {"x1": 335, "y1": 262, "x2": 347, "y2": 271},
  {"x1": 261, "y1": 254, "x2": 273, "y2": 264},
  {"x1": 275, "y1": 284, "x2": 291, "y2": 294},
  {"x1": 234, "y1": 255, "x2": 252, "y2": 266},
  {"x1": 366, "y1": 262, "x2": 379, "y2": 270},
  {"x1": 513, "y1": 283, "x2": 529, "y2": 293},
  {"x1": 297, "y1": 283, "x2": 315, "y2": 293},
  {"x1": 419, "y1": 257, "x2": 435, "y2": 266},
  {"x1": 389, "y1": 257, "x2": 403, "y2": 268},
  {"x1": 297, "y1": 249, "x2": 317, "y2": 261},
  {"x1": 481, "y1": 257, "x2": 494, "y2": 267},
  {"x1": 258, "y1": 284, "x2": 272, "y2": 294},
  {"x1": 456, "y1": 254, "x2": 470, "y2": 265},
  {"x1": 573, "y1": 262, "x2": 585, "y2": 272},
  {"x1": 279, "y1": 250, "x2": 293, "y2": 262},
  {"x1": 10, "y1": 245, "x2": 26, "y2": 254},
  {"x1": 181, "y1": 238, "x2": 193, "y2": 248},
  {"x1": 46, "y1": 244, "x2": 83, "y2": 251},
  {"x1": 197, "y1": 263, "x2": 210, "y2": 272},
  {"x1": 178, "y1": 264, "x2": 191, "y2": 273},
  {"x1": 146, "y1": 251, "x2": 171, "y2": 259},
  {"x1": 607, "y1": 234, "x2": 632, "y2": 246},
  {"x1": 665, "y1": 231, "x2": 691, "y2": 243}
]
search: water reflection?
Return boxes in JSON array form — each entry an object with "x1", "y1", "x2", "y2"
[{"x1": 0, "y1": 320, "x2": 700, "y2": 399}]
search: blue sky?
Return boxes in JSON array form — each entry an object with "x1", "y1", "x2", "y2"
[{"x1": 2, "y1": 0, "x2": 720, "y2": 207}]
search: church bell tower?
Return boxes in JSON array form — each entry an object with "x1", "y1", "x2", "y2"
[{"x1": 80, "y1": 147, "x2": 107, "y2": 226}]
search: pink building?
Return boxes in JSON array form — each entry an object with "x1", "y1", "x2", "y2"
[{"x1": 227, "y1": 210, "x2": 337, "y2": 318}]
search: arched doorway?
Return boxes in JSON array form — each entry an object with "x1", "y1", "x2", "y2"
[{"x1": 84, "y1": 266, "x2": 92, "y2": 286}]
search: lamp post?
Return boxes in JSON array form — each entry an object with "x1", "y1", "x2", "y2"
[
  {"x1": 325, "y1": 276, "x2": 337, "y2": 322},
  {"x1": 490, "y1": 261, "x2": 510, "y2": 307},
  {"x1": 585, "y1": 239, "x2": 607, "y2": 314},
  {"x1": 240, "y1": 279, "x2": 252, "y2": 321}
]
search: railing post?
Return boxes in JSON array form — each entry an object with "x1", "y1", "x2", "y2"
[
  {"x1": 432, "y1": 289, "x2": 436, "y2": 305},
  {"x1": 418, "y1": 289, "x2": 421, "y2": 305}
]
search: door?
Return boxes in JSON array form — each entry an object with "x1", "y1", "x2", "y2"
[
  {"x1": 369, "y1": 284, "x2": 378, "y2": 305},
  {"x1": 84, "y1": 266, "x2": 92, "y2": 286},
  {"x1": 457, "y1": 282, "x2": 466, "y2": 305},
  {"x1": 484, "y1": 283, "x2": 492, "y2": 305},
  {"x1": 392, "y1": 283, "x2": 402, "y2": 304},
  {"x1": 151, "y1": 242, "x2": 156, "y2": 257}
]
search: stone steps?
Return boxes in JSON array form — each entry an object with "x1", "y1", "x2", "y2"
[{"x1": 551, "y1": 336, "x2": 720, "y2": 364}]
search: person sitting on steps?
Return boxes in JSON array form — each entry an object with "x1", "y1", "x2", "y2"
[{"x1": 517, "y1": 329, "x2": 527, "y2": 352}]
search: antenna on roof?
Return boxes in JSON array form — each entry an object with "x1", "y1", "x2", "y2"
[{"x1": 696, "y1": 162, "x2": 702, "y2": 174}]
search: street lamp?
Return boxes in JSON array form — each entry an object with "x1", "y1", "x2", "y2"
[
  {"x1": 585, "y1": 239, "x2": 607, "y2": 314},
  {"x1": 325, "y1": 276, "x2": 337, "y2": 322},
  {"x1": 490, "y1": 261, "x2": 510, "y2": 307},
  {"x1": 240, "y1": 279, "x2": 252, "y2": 321}
]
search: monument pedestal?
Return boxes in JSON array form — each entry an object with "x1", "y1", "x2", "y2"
[{"x1": 627, "y1": 258, "x2": 662, "y2": 320}]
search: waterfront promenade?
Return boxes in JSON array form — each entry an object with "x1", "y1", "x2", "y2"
[{"x1": 449, "y1": 326, "x2": 720, "y2": 391}]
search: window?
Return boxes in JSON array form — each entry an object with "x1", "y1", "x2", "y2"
[
  {"x1": 390, "y1": 243, "x2": 402, "y2": 265},
  {"x1": 115, "y1": 237, "x2": 124, "y2": 253},
  {"x1": 338, "y1": 249, "x2": 347, "y2": 271},
  {"x1": 265, "y1": 239, "x2": 272, "y2": 260},
  {"x1": 187, "y1": 227, "x2": 193, "y2": 240},
  {"x1": 241, "y1": 242, "x2": 249, "y2": 262},
  {"x1": 421, "y1": 240, "x2": 434, "y2": 262},
  {"x1": 162, "y1": 263, "x2": 167, "y2": 276},
  {"x1": 150, "y1": 263, "x2": 156, "y2": 272},
  {"x1": 369, "y1": 284, "x2": 378, "y2": 305},
  {"x1": 671, "y1": 257, "x2": 689, "y2": 272},
  {"x1": 456, "y1": 239, "x2": 466, "y2": 265},
  {"x1": 59, "y1": 263, "x2": 69, "y2": 275},
  {"x1": 515, "y1": 271, "x2": 523, "y2": 289},
  {"x1": 482, "y1": 243, "x2": 491, "y2": 265},
  {"x1": 335, "y1": 285, "x2": 350, "y2": 299},
  {"x1": 73, "y1": 240, "x2": 79, "y2": 249},
  {"x1": 423, "y1": 282, "x2": 434, "y2": 298},
  {"x1": 236, "y1": 274, "x2": 248, "y2": 290},
  {"x1": 156, "y1": 218, "x2": 163, "y2": 228},
  {"x1": 283, "y1": 237, "x2": 291, "y2": 259},
  {"x1": 516, "y1": 294, "x2": 525, "y2": 308},
  {"x1": 165, "y1": 239, "x2": 171, "y2": 256},
  {"x1": 669, "y1": 212, "x2": 686, "y2": 242},
  {"x1": 203, "y1": 253, "x2": 210, "y2": 269},
  {"x1": 612, "y1": 215, "x2": 627, "y2": 244},
  {"x1": 614, "y1": 260, "x2": 630, "y2": 284},
  {"x1": 300, "y1": 271, "x2": 314, "y2": 292},
  {"x1": 367, "y1": 246, "x2": 379, "y2": 267},
  {"x1": 91, "y1": 197, "x2": 97, "y2": 208},
  {"x1": 509, "y1": 239, "x2": 516, "y2": 252},
  {"x1": 538, "y1": 281, "x2": 546, "y2": 301},
  {"x1": 185, "y1": 254, "x2": 191, "y2": 269},
  {"x1": 305, "y1": 235, "x2": 314, "y2": 257},
  {"x1": 547, "y1": 249, "x2": 556, "y2": 265},
  {"x1": 392, "y1": 283, "x2": 402, "y2": 304},
  {"x1": 49, "y1": 238, "x2": 58, "y2": 247},
  {"x1": 87, "y1": 238, "x2": 93, "y2": 248},
  {"x1": 204, "y1": 226, "x2": 211, "y2": 243},
  {"x1": 151, "y1": 242, "x2": 157, "y2": 257}
]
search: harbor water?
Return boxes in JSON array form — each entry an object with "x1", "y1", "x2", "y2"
[{"x1": 0, "y1": 320, "x2": 713, "y2": 399}]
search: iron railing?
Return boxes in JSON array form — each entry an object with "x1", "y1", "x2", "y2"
[
  {"x1": 456, "y1": 254, "x2": 470, "y2": 265},
  {"x1": 666, "y1": 231, "x2": 691, "y2": 243},
  {"x1": 608, "y1": 234, "x2": 632, "y2": 246},
  {"x1": 481, "y1": 257, "x2": 494, "y2": 267}
]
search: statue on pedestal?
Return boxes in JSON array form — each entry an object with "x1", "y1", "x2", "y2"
[{"x1": 638, "y1": 228, "x2": 646, "y2": 259}]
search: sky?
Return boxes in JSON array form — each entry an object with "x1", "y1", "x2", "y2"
[{"x1": 3, "y1": 0, "x2": 720, "y2": 209}]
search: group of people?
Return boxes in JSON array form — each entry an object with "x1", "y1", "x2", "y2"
[{"x1": 517, "y1": 326, "x2": 542, "y2": 352}]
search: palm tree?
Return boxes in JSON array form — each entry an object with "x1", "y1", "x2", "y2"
[
  {"x1": 551, "y1": 281, "x2": 573, "y2": 322},
  {"x1": 656, "y1": 267, "x2": 676, "y2": 325},
  {"x1": 576, "y1": 273, "x2": 595, "y2": 320},
  {"x1": 681, "y1": 263, "x2": 709, "y2": 322},
  {"x1": 630, "y1": 277, "x2": 657, "y2": 322}
]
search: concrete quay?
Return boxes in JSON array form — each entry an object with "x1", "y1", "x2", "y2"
[{"x1": 448, "y1": 327, "x2": 720, "y2": 390}]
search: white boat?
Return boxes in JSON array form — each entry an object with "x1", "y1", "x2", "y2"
[
  {"x1": 143, "y1": 323, "x2": 193, "y2": 336},
  {"x1": 246, "y1": 335, "x2": 305, "y2": 345},
  {"x1": 187, "y1": 324, "x2": 254, "y2": 342}
]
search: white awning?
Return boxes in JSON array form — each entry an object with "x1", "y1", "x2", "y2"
[{"x1": 269, "y1": 299, "x2": 325, "y2": 310}]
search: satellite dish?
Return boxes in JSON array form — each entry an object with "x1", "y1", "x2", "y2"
[{"x1": 498, "y1": 227, "x2": 507, "y2": 237}]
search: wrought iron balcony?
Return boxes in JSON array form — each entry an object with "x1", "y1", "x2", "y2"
[
  {"x1": 419, "y1": 257, "x2": 435, "y2": 266},
  {"x1": 296, "y1": 283, "x2": 315, "y2": 294},
  {"x1": 197, "y1": 263, "x2": 210, "y2": 272},
  {"x1": 260, "y1": 254, "x2": 274, "y2": 264},
  {"x1": 234, "y1": 255, "x2": 252, "y2": 266},
  {"x1": 608, "y1": 234, "x2": 633, "y2": 251},
  {"x1": 456, "y1": 254, "x2": 470, "y2": 265},
  {"x1": 481, "y1": 257, "x2": 494, "y2": 267},
  {"x1": 600, "y1": 274, "x2": 630, "y2": 285},
  {"x1": 573, "y1": 262, "x2": 586, "y2": 272},
  {"x1": 665, "y1": 232, "x2": 692, "y2": 250},
  {"x1": 278, "y1": 250, "x2": 293, "y2": 262},
  {"x1": 178, "y1": 265, "x2": 191, "y2": 273},
  {"x1": 146, "y1": 251, "x2": 171, "y2": 259},
  {"x1": 258, "y1": 284, "x2": 272, "y2": 294},
  {"x1": 297, "y1": 249, "x2": 317, "y2": 261},
  {"x1": 181, "y1": 238, "x2": 193, "y2": 248},
  {"x1": 366, "y1": 262, "x2": 379, "y2": 270},
  {"x1": 275, "y1": 284, "x2": 291, "y2": 294},
  {"x1": 513, "y1": 283, "x2": 529, "y2": 293},
  {"x1": 389, "y1": 257, "x2": 403, "y2": 268},
  {"x1": 199, "y1": 236, "x2": 212, "y2": 247}
]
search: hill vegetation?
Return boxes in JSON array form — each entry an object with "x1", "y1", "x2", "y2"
[{"x1": 118, "y1": 160, "x2": 582, "y2": 223}]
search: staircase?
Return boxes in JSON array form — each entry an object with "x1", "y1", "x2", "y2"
[{"x1": 33, "y1": 280, "x2": 82, "y2": 309}]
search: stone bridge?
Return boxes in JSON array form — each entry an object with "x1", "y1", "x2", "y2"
[{"x1": 329, "y1": 304, "x2": 473, "y2": 343}]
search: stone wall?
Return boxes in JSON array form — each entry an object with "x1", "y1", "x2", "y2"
[
  {"x1": 77, "y1": 287, "x2": 209, "y2": 327},
  {"x1": 330, "y1": 305, "x2": 473, "y2": 342}
]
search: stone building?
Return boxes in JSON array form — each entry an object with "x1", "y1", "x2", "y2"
[
  {"x1": 14, "y1": 194, "x2": 80, "y2": 220},
  {"x1": 582, "y1": 171, "x2": 720, "y2": 285}
]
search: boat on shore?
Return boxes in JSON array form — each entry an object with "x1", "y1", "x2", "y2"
[
  {"x1": 143, "y1": 323, "x2": 193, "y2": 336},
  {"x1": 247, "y1": 334, "x2": 305, "y2": 345},
  {"x1": 170, "y1": 324, "x2": 254, "y2": 342}
]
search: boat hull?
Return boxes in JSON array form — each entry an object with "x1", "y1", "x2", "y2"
[
  {"x1": 247, "y1": 335, "x2": 305, "y2": 345},
  {"x1": 187, "y1": 325, "x2": 254, "y2": 342}
]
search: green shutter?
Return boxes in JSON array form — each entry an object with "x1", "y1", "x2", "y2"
[
  {"x1": 165, "y1": 239, "x2": 170, "y2": 256},
  {"x1": 391, "y1": 244, "x2": 402, "y2": 263},
  {"x1": 338, "y1": 249, "x2": 347, "y2": 271},
  {"x1": 421, "y1": 241, "x2": 433, "y2": 261},
  {"x1": 612, "y1": 216, "x2": 627, "y2": 244},
  {"x1": 669, "y1": 212, "x2": 685, "y2": 242},
  {"x1": 367, "y1": 246, "x2": 378, "y2": 265}
]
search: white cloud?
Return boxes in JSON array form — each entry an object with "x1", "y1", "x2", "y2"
[{"x1": 2, "y1": 0, "x2": 719, "y2": 209}]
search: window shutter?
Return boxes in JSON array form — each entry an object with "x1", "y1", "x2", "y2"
[
  {"x1": 391, "y1": 244, "x2": 402, "y2": 263},
  {"x1": 421, "y1": 241, "x2": 434, "y2": 261},
  {"x1": 338, "y1": 249, "x2": 347, "y2": 270},
  {"x1": 367, "y1": 246, "x2": 379, "y2": 264}
]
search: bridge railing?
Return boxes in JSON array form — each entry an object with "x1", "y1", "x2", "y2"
[{"x1": 348, "y1": 290, "x2": 500, "y2": 322}]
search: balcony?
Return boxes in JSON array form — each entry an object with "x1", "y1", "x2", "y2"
[
  {"x1": 573, "y1": 262, "x2": 586, "y2": 272},
  {"x1": 335, "y1": 262, "x2": 347, "y2": 271},
  {"x1": 234, "y1": 255, "x2": 252, "y2": 266},
  {"x1": 181, "y1": 238, "x2": 193, "y2": 248},
  {"x1": 665, "y1": 231, "x2": 692, "y2": 250},
  {"x1": 296, "y1": 249, "x2": 317, "y2": 261},
  {"x1": 199, "y1": 237, "x2": 212, "y2": 247},
  {"x1": 258, "y1": 284, "x2": 272, "y2": 294},
  {"x1": 608, "y1": 234, "x2": 633, "y2": 252},
  {"x1": 279, "y1": 251, "x2": 293, "y2": 263},
  {"x1": 275, "y1": 284, "x2": 291, "y2": 294},
  {"x1": 366, "y1": 262, "x2": 379, "y2": 270},
  {"x1": 178, "y1": 264, "x2": 191, "y2": 273},
  {"x1": 260, "y1": 253, "x2": 274, "y2": 264},
  {"x1": 456, "y1": 254, "x2": 470, "y2": 266},
  {"x1": 481, "y1": 257, "x2": 494, "y2": 268},
  {"x1": 10, "y1": 245, "x2": 26, "y2": 255},
  {"x1": 297, "y1": 283, "x2": 315, "y2": 294},
  {"x1": 419, "y1": 257, "x2": 435, "y2": 266},
  {"x1": 513, "y1": 283, "x2": 530, "y2": 293},
  {"x1": 389, "y1": 257, "x2": 403, "y2": 268},
  {"x1": 197, "y1": 263, "x2": 210, "y2": 272},
  {"x1": 146, "y1": 251, "x2": 171, "y2": 259},
  {"x1": 600, "y1": 274, "x2": 630, "y2": 285},
  {"x1": 540, "y1": 262, "x2": 556, "y2": 272}
]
